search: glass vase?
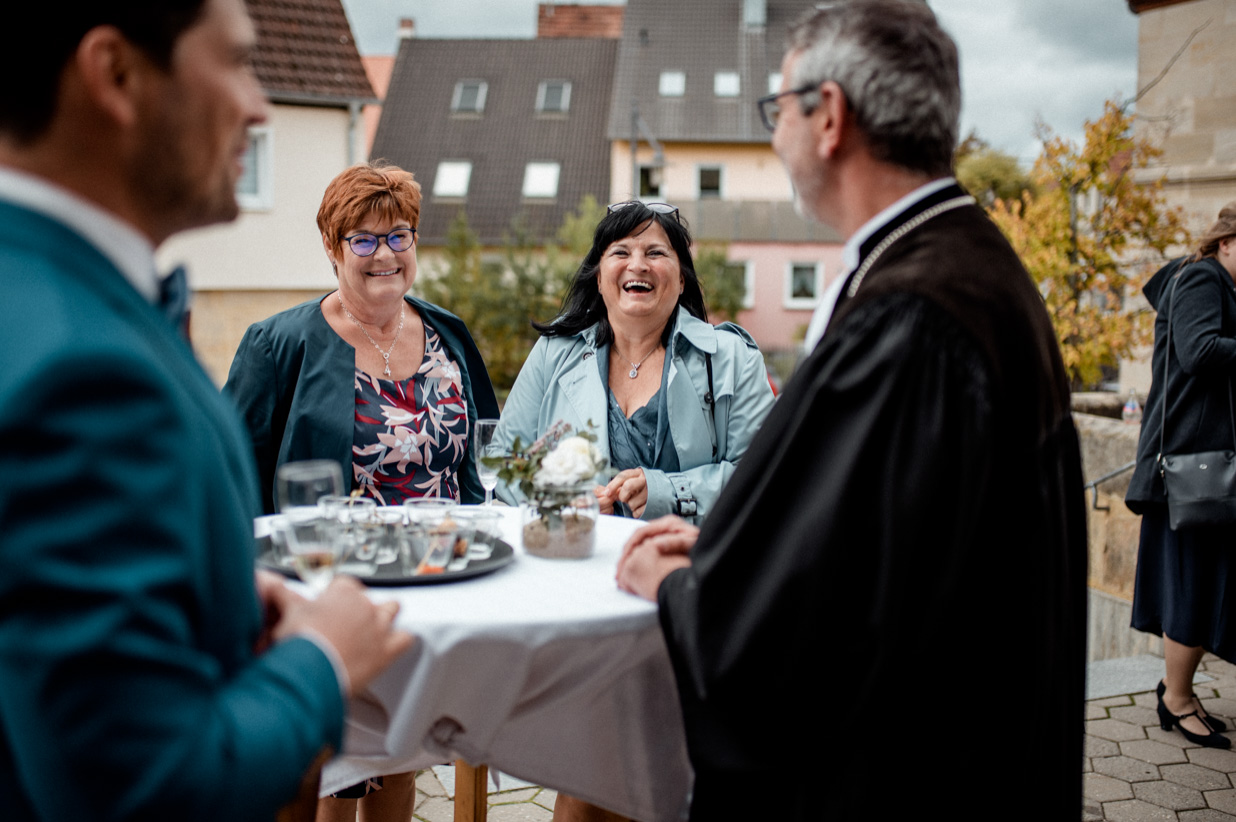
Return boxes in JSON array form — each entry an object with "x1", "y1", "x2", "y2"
[{"x1": 520, "y1": 482, "x2": 599, "y2": 559}]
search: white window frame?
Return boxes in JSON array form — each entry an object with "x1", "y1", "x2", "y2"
[
  {"x1": 740, "y1": 260, "x2": 756, "y2": 309},
  {"x1": 235, "y1": 126, "x2": 273, "y2": 211},
  {"x1": 659, "y1": 71, "x2": 686, "y2": 97},
  {"x1": 714, "y1": 71, "x2": 740, "y2": 98},
  {"x1": 696, "y1": 165, "x2": 723, "y2": 200},
  {"x1": 451, "y1": 80, "x2": 488, "y2": 113},
  {"x1": 784, "y1": 261, "x2": 824, "y2": 309},
  {"x1": 536, "y1": 80, "x2": 572, "y2": 113},
  {"x1": 638, "y1": 165, "x2": 662, "y2": 199},
  {"x1": 433, "y1": 161, "x2": 472, "y2": 198},
  {"x1": 521, "y1": 162, "x2": 561, "y2": 199}
]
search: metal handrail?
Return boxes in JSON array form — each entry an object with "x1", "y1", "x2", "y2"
[{"x1": 1084, "y1": 460, "x2": 1136, "y2": 512}]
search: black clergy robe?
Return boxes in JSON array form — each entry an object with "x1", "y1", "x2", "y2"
[{"x1": 657, "y1": 184, "x2": 1086, "y2": 819}]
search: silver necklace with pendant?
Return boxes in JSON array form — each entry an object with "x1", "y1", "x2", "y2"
[
  {"x1": 338, "y1": 293, "x2": 405, "y2": 377},
  {"x1": 619, "y1": 344, "x2": 659, "y2": 379}
]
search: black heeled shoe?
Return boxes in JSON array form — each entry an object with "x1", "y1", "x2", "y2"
[
  {"x1": 1158, "y1": 687, "x2": 1232, "y2": 748},
  {"x1": 1158, "y1": 680, "x2": 1228, "y2": 732}
]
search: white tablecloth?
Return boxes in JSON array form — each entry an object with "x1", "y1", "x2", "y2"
[{"x1": 265, "y1": 507, "x2": 692, "y2": 821}]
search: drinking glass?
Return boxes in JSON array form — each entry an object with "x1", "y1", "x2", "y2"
[
  {"x1": 270, "y1": 514, "x2": 341, "y2": 593},
  {"x1": 277, "y1": 460, "x2": 344, "y2": 515},
  {"x1": 473, "y1": 419, "x2": 500, "y2": 506}
]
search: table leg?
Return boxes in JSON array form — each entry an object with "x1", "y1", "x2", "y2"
[{"x1": 453, "y1": 760, "x2": 488, "y2": 822}]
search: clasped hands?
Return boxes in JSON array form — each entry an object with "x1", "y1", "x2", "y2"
[
  {"x1": 616, "y1": 515, "x2": 698, "y2": 601},
  {"x1": 595, "y1": 468, "x2": 650, "y2": 518},
  {"x1": 255, "y1": 570, "x2": 413, "y2": 697}
]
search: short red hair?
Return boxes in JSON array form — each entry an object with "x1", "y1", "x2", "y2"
[{"x1": 317, "y1": 161, "x2": 422, "y2": 258}]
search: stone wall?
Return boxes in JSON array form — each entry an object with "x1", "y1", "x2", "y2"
[{"x1": 1075, "y1": 411, "x2": 1163, "y2": 660}]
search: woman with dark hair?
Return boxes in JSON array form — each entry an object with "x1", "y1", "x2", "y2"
[
  {"x1": 495, "y1": 201, "x2": 774, "y2": 523},
  {"x1": 496, "y1": 204, "x2": 773, "y2": 821},
  {"x1": 1127, "y1": 201, "x2": 1236, "y2": 749}
]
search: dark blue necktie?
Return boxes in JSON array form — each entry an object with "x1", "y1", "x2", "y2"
[{"x1": 158, "y1": 265, "x2": 190, "y2": 338}]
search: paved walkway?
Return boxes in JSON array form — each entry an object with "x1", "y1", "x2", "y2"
[
  {"x1": 1086, "y1": 654, "x2": 1236, "y2": 821},
  {"x1": 388, "y1": 653, "x2": 1236, "y2": 821}
]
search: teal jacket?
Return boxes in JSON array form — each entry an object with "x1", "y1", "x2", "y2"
[
  {"x1": 224, "y1": 295, "x2": 499, "y2": 514},
  {"x1": 495, "y1": 310, "x2": 775, "y2": 522},
  {"x1": 0, "y1": 201, "x2": 343, "y2": 820}
]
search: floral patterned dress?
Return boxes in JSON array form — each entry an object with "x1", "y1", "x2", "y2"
[{"x1": 351, "y1": 322, "x2": 469, "y2": 505}]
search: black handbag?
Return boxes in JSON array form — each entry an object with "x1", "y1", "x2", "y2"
[{"x1": 1157, "y1": 267, "x2": 1236, "y2": 529}]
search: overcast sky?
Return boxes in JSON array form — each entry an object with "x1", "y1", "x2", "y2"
[{"x1": 339, "y1": 0, "x2": 1141, "y2": 165}]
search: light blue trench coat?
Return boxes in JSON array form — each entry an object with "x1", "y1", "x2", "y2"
[{"x1": 494, "y1": 310, "x2": 775, "y2": 522}]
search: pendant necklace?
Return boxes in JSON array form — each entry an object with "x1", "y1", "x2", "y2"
[
  {"x1": 338, "y1": 293, "x2": 405, "y2": 377},
  {"x1": 618, "y1": 343, "x2": 659, "y2": 379}
]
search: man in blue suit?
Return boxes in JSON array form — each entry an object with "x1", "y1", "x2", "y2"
[{"x1": 0, "y1": 1, "x2": 412, "y2": 819}]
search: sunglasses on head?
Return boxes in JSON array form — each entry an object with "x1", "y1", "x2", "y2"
[{"x1": 607, "y1": 201, "x2": 681, "y2": 222}]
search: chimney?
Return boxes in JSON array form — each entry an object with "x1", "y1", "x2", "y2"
[{"x1": 397, "y1": 17, "x2": 416, "y2": 40}]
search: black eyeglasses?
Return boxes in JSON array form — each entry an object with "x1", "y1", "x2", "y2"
[
  {"x1": 756, "y1": 84, "x2": 820, "y2": 132},
  {"x1": 341, "y1": 228, "x2": 416, "y2": 257},
  {"x1": 607, "y1": 201, "x2": 681, "y2": 222}
]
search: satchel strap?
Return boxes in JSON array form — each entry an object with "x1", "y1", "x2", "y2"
[{"x1": 1158, "y1": 262, "x2": 1236, "y2": 473}]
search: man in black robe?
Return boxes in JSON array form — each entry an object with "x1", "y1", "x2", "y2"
[{"x1": 617, "y1": 2, "x2": 1087, "y2": 818}]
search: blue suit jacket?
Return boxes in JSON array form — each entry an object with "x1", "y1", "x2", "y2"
[{"x1": 0, "y1": 201, "x2": 344, "y2": 821}]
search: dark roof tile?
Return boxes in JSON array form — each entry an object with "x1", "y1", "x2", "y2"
[
  {"x1": 372, "y1": 38, "x2": 618, "y2": 245},
  {"x1": 246, "y1": 0, "x2": 375, "y2": 104}
]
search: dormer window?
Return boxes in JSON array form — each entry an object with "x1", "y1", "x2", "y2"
[
  {"x1": 659, "y1": 71, "x2": 685, "y2": 97},
  {"x1": 451, "y1": 80, "x2": 488, "y2": 113},
  {"x1": 537, "y1": 80, "x2": 572, "y2": 113},
  {"x1": 714, "y1": 72, "x2": 740, "y2": 97}
]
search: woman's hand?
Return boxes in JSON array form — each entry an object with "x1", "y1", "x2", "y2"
[{"x1": 598, "y1": 468, "x2": 649, "y2": 518}]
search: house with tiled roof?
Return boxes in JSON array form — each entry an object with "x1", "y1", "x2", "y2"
[
  {"x1": 606, "y1": 0, "x2": 841, "y2": 352},
  {"x1": 158, "y1": 0, "x2": 376, "y2": 384},
  {"x1": 372, "y1": 28, "x2": 619, "y2": 247}
]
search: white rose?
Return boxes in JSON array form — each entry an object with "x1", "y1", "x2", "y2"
[{"x1": 534, "y1": 436, "x2": 601, "y2": 486}]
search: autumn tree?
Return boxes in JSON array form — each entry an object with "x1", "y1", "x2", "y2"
[{"x1": 988, "y1": 100, "x2": 1190, "y2": 388}]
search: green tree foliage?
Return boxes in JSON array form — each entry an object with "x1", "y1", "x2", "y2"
[
  {"x1": 955, "y1": 131, "x2": 1032, "y2": 206},
  {"x1": 987, "y1": 101, "x2": 1191, "y2": 388},
  {"x1": 416, "y1": 197, "x2": 607, "y2": 394},
  {"x1": 693, "y1": 245, "x2": 747, "y2": 323}
]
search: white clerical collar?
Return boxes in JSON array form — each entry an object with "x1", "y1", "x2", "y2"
[
  {"x1": 0, "y1": 166, "x2": 158, "y2": 302},
  {"x1": 803, "y1": 177, "x2": 957, "y2": 353},
  {"x1": 841, "y1": 177, "x2": 957, "y2": 273}
]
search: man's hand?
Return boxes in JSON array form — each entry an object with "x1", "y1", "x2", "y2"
[
  {"x1": 265, "y1": 576, "x2": 413, "y2": 696},
  {"x1": 616, "y1": 515, "x2": 698, "y2": 601},
  {"x1": 596, "y1": 468, "x2": 650, "y2": 518}
]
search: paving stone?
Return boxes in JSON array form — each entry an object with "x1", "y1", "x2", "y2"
[
  {"x1": 1091, "y1": 719, "x2": 1151, "y2": 742},
  {"x1": 1116, "y1": 706, "x2": 1169, "y2": 728},
  {"x1": 1096, "y1": 695, "x2": 1139, "y2": 708},
  {"x1": 1124, "y1": 739, "x2": 1192, "y2": 765},
  {"x1": 1180, "y1": 810, "x2": 1236, "y2": 822},
  {"x1": 1148, "y1": 727, "x2": 1193, "y2": 748},
  {"x1": 1209, "y1": 789, "x2": 1236, "y2": 814},
  {"x1": 1104, "y1": 798, "x2": 1181, "y2": 821},
  {"x1": 1090, "y1": 702, "x2": 1116, "y2": 719},
  {"x1": 1163, "y1": 764, "x2": 1232, "y2": 791},
  {"x1": 1095, "y1": 756, "x2": 1163, "y2": 782},
  {"x1": 1082, "y1": 799, "x2": 1105, "y2": 822},
  {"x1": 534, "y1": 788, "x2": 558, "y2": 811},
  {"x1": 1135, "y1": 779, "x2": 1207, "y2": 811},
  {"x1": 1204, "y1": 660, "x2": 1236, "y2": 679},
  {"x1": 486, "y1": 803, "x2": 554, "y2": 822},
  {"x1": 1200, "y1": 698, "x2": 1236, "y2": 720},
  {"x1": 413, "y1": 795, "x2": 456, "y2": 822},
  {"x1": 490, "y1": 788, "x2": 541, "y2": 804},
  {"x1": 1085, "y1": 772, "x2": 1135, "y2": 802},
  {"x1": 416, "y1": 769, "x2": 448, "y2": 798},
  {"x1": 1137, "y1": 692, "x2": 1164, "y2": 709},
  {"x1": 1085, "y1": 757, "x2": 1094, "y2": 773},
  {"x1": 1090, "y1": 735, "x2": 1124, "y2": 757},
  {"x1": 1191, "y1": 748, "x2": 1236, "y2": 774}
]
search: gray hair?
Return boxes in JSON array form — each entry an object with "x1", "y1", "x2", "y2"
[{"x1": 787, "y1": 0, "x2": 960, "y2": 177}]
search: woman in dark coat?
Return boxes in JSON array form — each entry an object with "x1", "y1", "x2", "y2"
[{"x1": 1127, "y1": 202, "x2": 1236, "y2": 748}]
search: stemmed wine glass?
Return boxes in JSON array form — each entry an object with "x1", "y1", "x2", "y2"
[
  {"x1": 473, "y1": 419, "x2": 500, "y2": 506},
  {"x1": 274, "y1": 460, "x2": 344, "y2": 587}
]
